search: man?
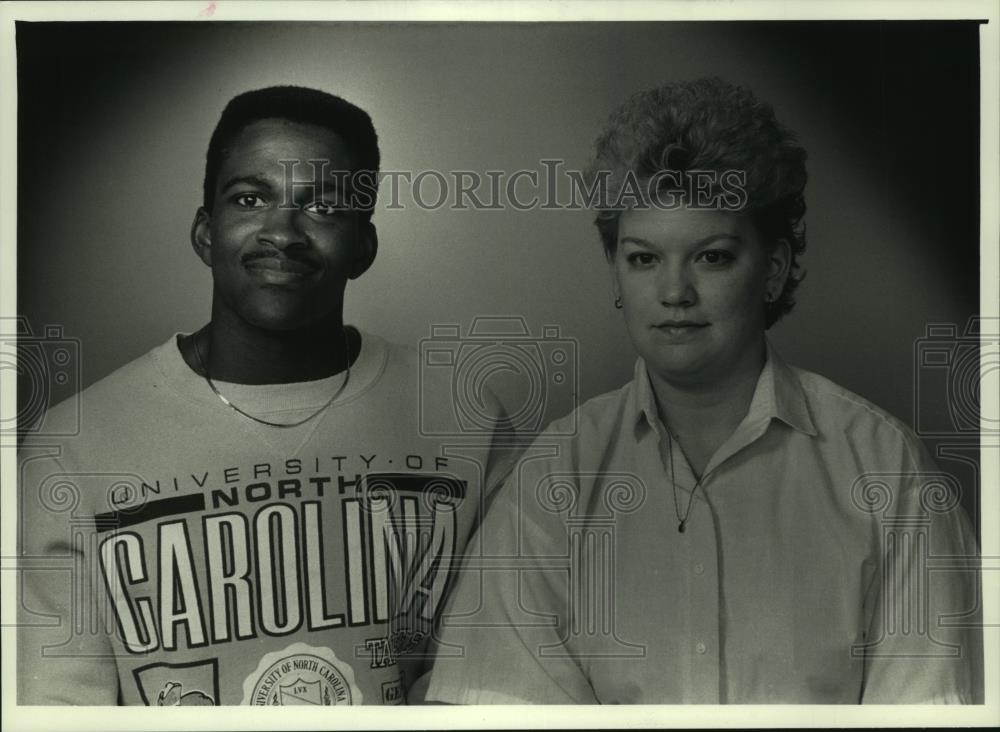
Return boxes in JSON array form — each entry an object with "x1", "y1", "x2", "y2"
[{"x1": 18, "y1": 86, "x2": 512, "y2": 705}]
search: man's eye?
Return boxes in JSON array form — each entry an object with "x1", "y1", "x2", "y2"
[
  {"x1": 234, "y1": 193, "x2": 267, "y2": 208},
  {"x1": 697, "y1": 250, "x2": 734, "y2": 265},
  {"x1": 302, "y1": 200, "x2": 344, "y2": 216}
]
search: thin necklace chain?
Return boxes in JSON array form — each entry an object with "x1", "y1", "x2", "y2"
[
  {"x1": 667, "y1": 428, "x2": 703, "y2": 533},
  {"x1": 192, "y1": 329, "x2": 351, "y2": 429}
]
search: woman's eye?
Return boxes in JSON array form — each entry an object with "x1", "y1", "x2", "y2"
[
  {"x1": 234, "y1": 193, "x2": 267, "y2": 208},
  {"x1": 626, "y1": 252, "x2": 657, "y2": 266},
  {"x1": 697, "y1": 249, "x2": 734, "y2": 265}
]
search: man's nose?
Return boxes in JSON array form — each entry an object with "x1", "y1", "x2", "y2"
[{"x1": 257, "y1": 205, "x2": 306, "y2": 250}]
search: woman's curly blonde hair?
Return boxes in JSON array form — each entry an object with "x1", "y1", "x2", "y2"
[{"x1": 590, "y1": 77, "x2": 808, "y2": 328}]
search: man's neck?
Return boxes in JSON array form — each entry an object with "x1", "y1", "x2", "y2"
[{"x1": 189, "y1": 313, "x2": 355, "y2": 385}]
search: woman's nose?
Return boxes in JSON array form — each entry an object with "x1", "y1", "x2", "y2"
[{"x1": 657, "y1": 265, "x2": 697, "y2": 306}]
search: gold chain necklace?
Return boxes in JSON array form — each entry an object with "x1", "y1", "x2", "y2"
[
  {"x1": 192, "y1": 329, "x2": 351, "y2": 429},
  {"x1": 667, "y1": 428, "x2": 703, "y2": 533}
]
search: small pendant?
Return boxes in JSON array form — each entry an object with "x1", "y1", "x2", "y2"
[{"x1": 678, "y1": 520, "x2": 686, "y2": 533}]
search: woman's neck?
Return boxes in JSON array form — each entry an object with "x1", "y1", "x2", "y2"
[{"x1": 648, "y1": 340, "x2": 766, "y2": 470}]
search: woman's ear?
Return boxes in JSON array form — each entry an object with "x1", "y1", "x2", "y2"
[
  {"x1": 191, "y1": 208, "x2": 213, "y2": 267},
  {"x1": 765, "y1": 238, "x2": 792, "y2": 297},
  {"x1": 607, "y1": 250, "x2": 623, "y2": 308}
]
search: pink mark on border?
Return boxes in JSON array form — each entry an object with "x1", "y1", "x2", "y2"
[{"x1": 199, "y1": 1, "x2": 217, "y2": 17}]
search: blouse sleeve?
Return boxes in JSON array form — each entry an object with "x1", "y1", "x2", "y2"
[
  {"x1": 859, "y1": 435, "x2": 983, "y2": 704},
  {"x1": 422, "y1": 454, "x2": 598, "y2": 704}
]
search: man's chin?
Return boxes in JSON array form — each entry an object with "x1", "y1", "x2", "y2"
[{"x1": 242, "y1": 309, "x2": 336, "y2": 334}]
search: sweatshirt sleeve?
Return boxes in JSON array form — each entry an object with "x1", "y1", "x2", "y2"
[{"x1": 17, "y1": 443, "x2": 120, "y2": 704}]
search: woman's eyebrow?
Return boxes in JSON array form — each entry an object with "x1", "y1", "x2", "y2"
[
  {"x1": 619, "y1": 236, "x2": 654, "y2": 247},
  {"x1": 619, "y1": 232, "x2": 742, "y2": 248},
  {"x1": 691, "y1": 233, "x2": 743, "y2": 247}
]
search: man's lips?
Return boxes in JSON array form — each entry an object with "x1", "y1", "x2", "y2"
[
  {"x1": 654, "y1": 320, "x2": 708, "y2": 328},
  {"x1": 242, "y1": 255, "x2": 318, "y2": 277}
]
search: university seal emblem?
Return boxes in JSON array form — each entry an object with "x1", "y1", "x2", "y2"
[{"x1": 241, "y1": 642, "x2": 362, "y2": 705}]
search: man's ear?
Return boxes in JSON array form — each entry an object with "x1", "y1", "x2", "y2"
[
  {"x1": 191, "y1": 207, "x2": 213, "y2": 267},
  {"x1": 349, "y1": 222, "x2": 378, "y2": 280}
]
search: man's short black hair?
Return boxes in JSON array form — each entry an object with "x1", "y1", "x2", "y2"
[{"x1": 202, "y1": 85, "x2": 380, "y2": 220}]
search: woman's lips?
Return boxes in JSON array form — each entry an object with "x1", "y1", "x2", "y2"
[{"x1": 653, "y1": 321, "x2": 709, "y2": 338}]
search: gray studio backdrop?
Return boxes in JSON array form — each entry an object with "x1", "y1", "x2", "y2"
[{"x1": 17, "y1": 22, "x2": 982, "y2": 518}]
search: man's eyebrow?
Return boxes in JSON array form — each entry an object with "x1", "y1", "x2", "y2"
[
  {"x1": 221, "y1": 172, "x2": 354, "y2": 196},
  {"x1": 219, "y1": 174, "x2": 272, "y2": 193},
  {"x1": 620, "y1": 233, "x2": 742, "y2": 248}
]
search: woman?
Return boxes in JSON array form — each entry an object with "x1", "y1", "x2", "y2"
[{"x1": 420, "y1": 78, "x2": 980, "y2": 704}]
